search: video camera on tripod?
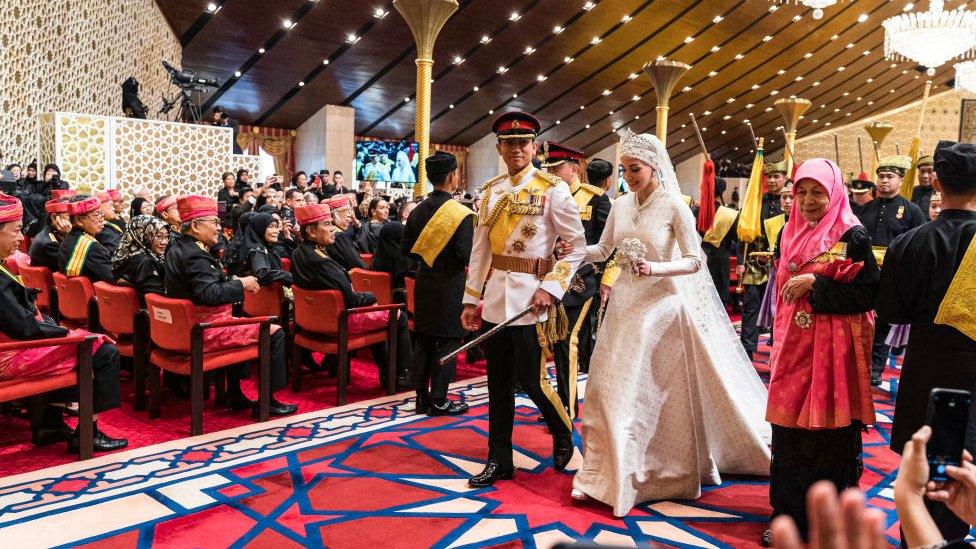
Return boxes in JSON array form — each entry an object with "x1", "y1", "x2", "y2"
[{"x1": 159, "y1": 61, "x2": 220, "y2": 124}]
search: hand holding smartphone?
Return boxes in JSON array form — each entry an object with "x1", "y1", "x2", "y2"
[{"x1": 926, "y1": 388, "x2": 972, "y2": 483}]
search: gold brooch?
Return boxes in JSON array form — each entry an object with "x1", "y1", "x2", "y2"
[
  {"x1": 520, "y1": 223, "x2": 537, "y2": 238},
  {"x1": 511, "y1": 239, "x2": 526, "y2": 253},
  {"x1": 793, "y1": 310, "x2": 813, "y2": 330}
]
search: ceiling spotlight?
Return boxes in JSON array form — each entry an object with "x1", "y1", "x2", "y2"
[
  {"x1": 857, "y1": 13, "x2": 869, "y2": 23},
  {"x1": 206, "y1": 2, "x2": 217, "y2": 12},
  {"x1": 537, "y1": 74, "x2": 546, "y2": 81},
  {"x1": 745, "y1": 103, "x2": 754, "y2": 109},
  {"x1": 510, "y1": 11, "x2": 520, "y2": 21},
  {"x1": 258, "y1": 47, "x2": 266, "y2": 53},
  {"x1": 721, "y1": 130, "x2": 727, "y2": 135},
  {"x1": 233, "y1": 70, "x2": 242, "y2": 77},
  {"x1": 684, "y1": 36, "x2": 695, "y2": 44},
  {"x1": 489, "y1": 109, "x2": 494, "y2": 115},
  {"x1": 449, "y1": 104, "x2": 454, "y2": 109},
  {"x1": 453, "y1": 56, "x2": 464, "y2": 64},
  {"x1": 634, "y1": 115, "x2": 640, "y2": 120},
  {"x1": 556, "y1": 120, "x2": 561, "y2": 124},
  {"x1": 524, "y1": 46, "x2": 535, "y2": 54},
  {"x1": 632, "y1": 95, "x2": 641, "y2": 101},
  {"x1": 628, "y1": 72, "x2": 638, "y2": 79},
  {"x1": 591, "y1": 36, "x2": 602, "y2": 44},
  {"x1": 867, "y1": 77, "x2": 874, "y2": 83},
  {"x1": 723, "y1": 115, "x2": 731, "y2": 120},
  {"x1": 727, "y1": 97, "x2": 735, "y2": 103},
  {"x1": 553, "y1": 25, "x2": 564, "y2": 34},
  {"x1": 804, "y1": 52, "x2": 813, "y2": 59},
  {"x1": 762, "y1": 35, "x2": 773, "y2": 42},
  {"x1": 846, "y1": 43, "x2": 855, "y2": 49},
  {"x1": 298, "y1": 81, "x2": 305, "y2": 87},
  {"x1": 621, "y1": 14, "x2": 632, "y2": 22},
  {"x1": 708, "y1": 70, "x2": 718, "y2": 77},
  {"x1": 564, "y1": 56, "x2": 574, "y2": 63},
  {"x1": 777, "y1": 69, "x2": 786, "y2": 75},
  {"x1": 682, "y1": 86, "x2": 692, "y2": 92},
  {"x1": 735, "y1": 53, "x2": 744, "y2": 60},
  {"x1": 585, "y1": 124, "x2": 591, "y2": 129},
  {"x1": 609, "y1": 110, "x2": 614, "y2": 115},
  {"x1": 347, "y1": 33, "x2": 358, "y2": 43},
  {"x1": 770, "y1": 90, "x2": 779, "y2": 95},
  {"x1": 322, "y1": 58, "x2": 329, "y2": 65},
  {"x1": 580, "y1": 105, "x2": 585, "y2": 110},
  {"x1": 837, "y1": 66, "x2": 846, "y2": 71},
  {"x1": 812, "y1": 81, "x2": 820, "y2": 86},
  {"x1": 282, "y1": 18, "x2": 293, "y2": 28},
  {"x1": 512, "y1": 93, "x2": 518, "y2": 98},
  {"x1": 404, "y1": 97, "x2": 410, "y2": 102},
  {"x1": 373, "y1": 7, "x2": 387, "y2": 18},
  {"x1": 703, "y1": 110, "x2": 711, "y2": 115},
  {"x1": 602, "y1": 89, "x2": 611, "y2": 95},
  {"x1": 830, "y1": 34, "x2": 839, "y2": 41},
  {"x1": 769, "y1": 4, "x2": 778, "y2": 11},
  {"x1": 795, "y1": 76, "x2": 804, "y2": 81},
  {"x1": 765, "y1": 107, "x2": 773, "y2": 112},
  {"x1": 751, "y1": 84, "x2": 759, "y2": 90},
  {"x1": 792, "y1": 14, "x2": 802, "y2": 22},
  {"x1": 904, "y1": 2, "x2": 914, "y2": 10},
  {"x1": 480, "y1": 35, "x2": 490, "y2": 44},
  {"x1": 713, "y1": 15, "x2": 724, "y2": 23},
  {"x1": 863, "y1": 50, "x2": 872, "y2": 55},
  {"x1": 497, "y1": 66, "x2": 508, "y2": 74},
  {"x1": 583, "y1": 1, "x2": 595, "y2": 10},
  {"x1": 473, "y1": 86, "x2": 479, "y2": 91},
  {"x1": 711, "y1": 45, "x2": 721, "y2": 53}
]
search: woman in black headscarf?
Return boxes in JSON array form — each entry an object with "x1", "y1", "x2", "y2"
[
  {"x1": 112, "y1": 215, "x2": 168, "y2": 295},
  {"x1": 233, "y1": 212, "x2": 293, "y2": 287},
  {"x1": 355, "y1": 196, "x2": 389, "y2": 254}
]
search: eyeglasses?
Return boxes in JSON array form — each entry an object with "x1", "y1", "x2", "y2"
[{"x1": 194, "y1": 217, "x2": 220, "y2": 226}]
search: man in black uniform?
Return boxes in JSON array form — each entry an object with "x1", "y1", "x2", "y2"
[
  {"x1": 29, "y1": 198, "x2": 72, "y2": 272},
  {"x1": 701, "y1": 177, "x2": 738, "y2": 306},
  {"x1": 164, "y1": 195, "x2": 297, "y2": 417},
  {"x1": 95, "y1": 191, "x2": 124, "y2": 255},
  {"x1": 911, "y1": 154, "x2": 937, "y2": 219},
  {"x1": 400, "y1": 152, "x2": 473, "y2": 416},
  {"x1": 291, "y1": 202, "x2": 411, "y2": 390},
  {"x1": 878, "y1": 140, "x2": 976, "y2": 546},
  {"x1": 849, "y1": 177, "x2": 876, "y2": 216},
  {"x1": 541, "y1": 141, "x2": 610, "y2": 418},
  {"x1": 856, "y1": 155, "x2": 926, "y2": 386},
  {"x1": 738, "y1": 160, "x2": 785, "y2": 360},
  {"x1": 58, "y1": 195, "x2": 115, "y2": 283}
]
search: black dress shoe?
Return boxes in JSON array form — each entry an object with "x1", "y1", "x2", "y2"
[
  {"x1": 32, "y1": 421, "x2": 73, "y2": 446},
  {"x1": 415, "y1": 399, "x2": 431, "y2": 415},
  {"x1": 429, "y1": 401, "x2": 469, "y2": 416},
  {"x1": 253, "y1": 399, "x2": 298, "y2": 419},
  {"x1": 69, "y1": 425, "x2": 128, "y2": 454},
  {"x1": 223, "y1": 392, "x2": 257, "y2": 411},
  {"x1": 468, "y1": 461, "x2": 515, "y2": 487},
  {"x1": 553, "y1": 433, "x2": 574, "y2": 470}
]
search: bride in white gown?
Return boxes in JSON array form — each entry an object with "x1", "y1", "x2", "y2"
[{"x1": 571, "y1": 130, "x2": 771, "y2": 517}]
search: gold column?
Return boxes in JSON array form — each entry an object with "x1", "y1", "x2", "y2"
[
  {"x1": 394, "y1": 0, "x2": 459, "y2": 199},
  {"x1": 864, "y1": 121, "x2": 893, "y2": 183},
  {"x1": 774, "y1": 98, "x2": 811, "y2": 175},
  {"x1": 643, "y1": 59, "x2": 690, "y2": 145}
]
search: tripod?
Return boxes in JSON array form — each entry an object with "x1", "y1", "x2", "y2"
[{"x1": 160, "y1": 86, "x2": 204, "y2": 124}]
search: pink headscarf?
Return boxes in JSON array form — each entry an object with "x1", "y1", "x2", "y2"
[{"x1": 779, "y1": 158, "x2": 861, "y2": 269}]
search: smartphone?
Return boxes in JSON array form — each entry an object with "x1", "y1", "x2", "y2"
[{"x1": 925, "y1": 388, "x2": 972, "y2": 483}]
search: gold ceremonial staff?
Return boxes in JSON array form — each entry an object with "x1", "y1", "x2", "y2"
[
  {"x1": 774, "y1": 98, "x2": 811, "y2": 175},
  {"x1": 644, "y1": 59, "x2": 690, "y2": 144},
  {"x1": 864, "y1": 121, "x2": 893, "y2": 182},
  {"x1": 394, "y1": 0, "x2": 459, "y2": 200}
]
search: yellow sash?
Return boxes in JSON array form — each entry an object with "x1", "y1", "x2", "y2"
[
  {"x1": 763, "y1": 214, "x2": 786, "y2": 252},
  {"x1": 871, "y1": 245, "x2": 887, "y2": 267},
  {"x1": 65, "y1": 234, "x2": 96, "y2": 277},
  {"x1": 702, "y1": 206, "x2": 738, "y2": 247},
  {"x1": 411, "y1": 200, "x2": 475, "y2": 267},
  {"x1": 488, "y1": 176, "x2": 549, "y2": 255},
  {"x1": 0, "y1": 262, "x2": 24, "y2": 287},
  {"x1": 934, "y1": 235, "x2": 976, "y2": 341}
]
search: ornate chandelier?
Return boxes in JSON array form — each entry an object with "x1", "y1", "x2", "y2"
[
  {"x1": 954, "y1": 60, "x2": 976, "y2": 92},
  {"x1": 883, "y1": 0, "x2": 976, "y2": 74}
]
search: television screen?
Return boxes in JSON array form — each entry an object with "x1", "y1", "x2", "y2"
[{"x1": 355, "y1": 140, "x2": 419, "y2": 187}]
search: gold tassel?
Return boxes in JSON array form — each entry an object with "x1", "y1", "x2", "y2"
[{"x1": 535, "y1": 304, "x2": 569, "y2": 359}]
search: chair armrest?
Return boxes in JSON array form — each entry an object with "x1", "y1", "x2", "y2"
[
  {"x1": 198, "y1": 315, "x2": 277, "y2": 330},
  {"x1": 341, "y1": 304, "x2": 403, "y2": 318},
  {"x1": 0, "y1": 335, "x2": 92, "y2": 352}
]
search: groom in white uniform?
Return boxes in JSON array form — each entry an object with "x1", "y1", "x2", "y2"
[{"x1": 461, "y1": 111, "x2": 587, "y2": 487}]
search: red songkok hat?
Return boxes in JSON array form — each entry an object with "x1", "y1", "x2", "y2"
[
  {"x1": 50, "y1": 189, "x2": 77, "y2": 200},
  {"x1": 540, "y1": 141, "x2": 584, "y2": 168},
  {"x1": 68, "y1": 196, "x2": 101, "y2": 216},
  {"x1": 0, "y1": 194, "x2": 23, "y2": 223},
  {"x1": 107, "y1": 189, "x2": 122, "y2": 201},
  {"x1": 325, "y1": 196, "x2": 351, "y2": 211},
  {"x1": 44, "y1": 199, "x2": 70, "y2": 214},
  {"x1": 96, "y1": 191, "x2": 112, "y2": 203},
  {"x1": 176, "y1": 194, "x2": 217, "y2": 222},
  {"x1": 155, "y1": 195, "x2": 178, "y2": 214},
  {"x1": 295, "y1": 203, "x2": 332, "y2": 226}
]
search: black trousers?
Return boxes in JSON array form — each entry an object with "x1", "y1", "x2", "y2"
[
  {"x1": 770, "y1": 423, "x2": 864, "y2": 540},
  {"x1": 871, "y1": 318, "x2": 891, "y2": 378},
  {"x1": 411, "y1": 333, "x2": 460, "y2": 404},
  {"x1": 703, "y1": 245, "x2": 732, "y2": 305},
  {"x1": 552, "y1": 297, "x2": 594, "y2": 417},
  {"x1": 369, "y1": 312, "x2": 411, "y2": 382},
  {"x1": 484, "y1": 323, "x2": 571, "y2": 467},
  {"x1": 740, "y1": 283, "x2": 766, "y2": 356},
  {"x1": 229, "y1": 329, "x2": 288, "y2": 392},
  {"x1": 43, "y1": 343, "x2": 121, "y2": 427}
]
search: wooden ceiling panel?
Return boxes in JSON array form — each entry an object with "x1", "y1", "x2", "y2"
[{"x1": 157, "y1": 0, "x2": 967, "y2": 165}]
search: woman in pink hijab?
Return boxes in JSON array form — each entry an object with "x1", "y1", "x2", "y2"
[{"x1": 763, "y1": 158, "x2": 879, "y2": 544}]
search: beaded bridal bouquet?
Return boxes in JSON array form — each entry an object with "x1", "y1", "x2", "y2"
[{"x1": 617, "y1": 237, "x2": 647, "y2": 274}]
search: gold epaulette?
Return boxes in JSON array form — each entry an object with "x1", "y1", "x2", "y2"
[
  {"x1": 480, "y1": 172, "x2": 508, "y2": 192},
  {"x1": 534, "y1": 170, "x2": 561, "y2": 187},
  {"x1": 580, "y1": 183, "x2": 606, "y2": 197}
]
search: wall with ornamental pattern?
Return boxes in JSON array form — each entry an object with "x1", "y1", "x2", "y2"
[{"x1": 0, "y1": 0, "x2": 181, "y2": 167}]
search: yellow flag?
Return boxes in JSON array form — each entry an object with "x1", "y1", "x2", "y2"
[
  {"x1": 737, "y1": 140, "x2": 765, "y2": 243},
  {"x1": 901, "y1": 135, "x2": 921, "y2": 201}
]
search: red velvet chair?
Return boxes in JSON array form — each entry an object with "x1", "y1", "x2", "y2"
[
  {"x1": 243, "y1": 282, "x2": 293, "y2": 369},
  {"x1": 20, "y1": 265, "x2": 59, "y2": 320},
  {"x1": 92, "y1": 282, "x2": 149, "y2": 410},
  {"x1": 349, "y1": 268, "x2": 394, "y2": 305},
  {"x1": 143, "y1": 293, "x2": 275, "y2": 436},
  {"x1": 52, "y1": 273, "x2": 96, "y2": 329},
  {"x1": 0, "y1": 335, "x2": 96, "y2": 459},
  {"x1": 291, "y1": 287, "x2": 401, "y2": 404},
  {"x1": 404, "y1": 276, "x2": 416, "y2": 332}
]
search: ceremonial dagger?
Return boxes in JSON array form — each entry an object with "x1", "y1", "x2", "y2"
[{"x1": 438, "y1": 305, "x2": 534, "y2": 366}]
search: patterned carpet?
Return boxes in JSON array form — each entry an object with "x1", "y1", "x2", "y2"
[{"x1": 0, "y1": 339, "x2": 909, "y2": 549}]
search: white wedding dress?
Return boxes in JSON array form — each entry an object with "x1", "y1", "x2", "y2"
[{"x1": 572, "y1": 136, "x2": 771, "y2": 517}]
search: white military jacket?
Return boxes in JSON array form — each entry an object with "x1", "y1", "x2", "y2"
[{"x1": 463, "y1": 164, "x2": 586, "y2": 326}]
